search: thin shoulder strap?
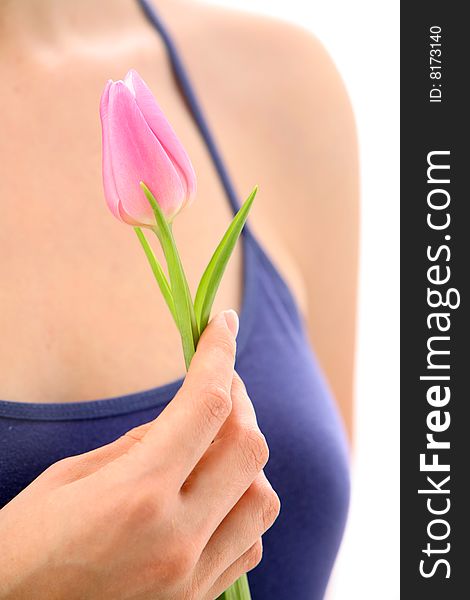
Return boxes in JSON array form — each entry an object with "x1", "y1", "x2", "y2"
[{"x1": 136, "y1": 0, "x2": 242, "y2": 215}]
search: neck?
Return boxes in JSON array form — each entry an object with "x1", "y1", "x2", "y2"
[{"x1": 0, "y1": 0, "x2": 167, "y2": 53}]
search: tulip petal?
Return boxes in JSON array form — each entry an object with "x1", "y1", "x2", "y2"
[
  {"x1": 107, "y1": 82, "x2": 185, "y2": 224},
  {"x1": 100, "y1": 81, "x2": 123, "y2": 222},
  {"x1": 118, "y1": 202, "x2": 141, "y2": 226},
  {"x1": 125, "y1": 69, "x2": 197, "y2": 205}
]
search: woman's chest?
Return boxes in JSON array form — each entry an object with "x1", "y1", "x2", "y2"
[
  {"x1": 0, "y1": 68, "x2": 242, "y2": 403},
  {"x1": 0, "y1": 51, "x2": 304, "y2": 404},
  {"x1": 0, "y1": 278, "x2": 347, "y2": 510}
]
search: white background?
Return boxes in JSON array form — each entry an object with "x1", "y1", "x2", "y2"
[{"x1": 207, "y1": 1, "x2": 400, "y2": 598}]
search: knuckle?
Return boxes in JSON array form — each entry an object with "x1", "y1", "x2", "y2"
[
  {"x1": 123, "y1": 422, "x2": 151, "y2": 444},
  {"x1": 166, "y1": 541, "x2": 198, "y2": 581},
  {"x1": 213, "y1": 332, "x2": 237, "y2": 360},
  {"x1": 239, "y1": 427, "x2": 269, "y2": 473},
  {"x1": 259, "y1": 488, "x2": 281, "y2": 530},
  {"x1": 145, "y1": 541, "x2": 196, "y2": 590},
  {"x1": 46, "y1": 455, "x2": 74, "y2": 474},
  {"x1": 231, "y1": 373, "x2": 248, "y2": 400},
  {"x1": 199, "y1": 383, "x2": 232, "y2": 424},
  {"x1": 181, "y1": 587, "x2": 197, "y2": 600},
  {"x1": 245, "y1": 540, "x2": 263, "y2": 570},
  {"x1": 40, "y1": 458, "x2": 69, "y2": 481},
  {"x1": 126, "y1": 488, "x2": 165, "y2": 525}
]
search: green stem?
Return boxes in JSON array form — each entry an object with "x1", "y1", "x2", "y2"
[
  {"x1": 167, "y1": 222, "x2": 200, "y2": 351},
  {"x1": 141, "y1": 183, "x2": 198, "y2": 369},
  {"x1": 216, "y1": 574, "x2": 252, "y2": 600},
  {"x1": 153, "y1": 225, "x2": 195, "y2": 369},
  {"x1": 139, "y1": 184, "x2": 252, "y2": 599},
  {"x1": 134, "y1": 227, "x2": 177, "y2": 324}
]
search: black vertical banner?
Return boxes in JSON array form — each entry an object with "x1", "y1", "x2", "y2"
[{"x1": 401, "y1": 2, "x2": 470, "y2": 598}]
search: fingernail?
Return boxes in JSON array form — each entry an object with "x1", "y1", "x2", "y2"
[{"x1": 223, "y1": 309, "x2": 239, "y2": 338}]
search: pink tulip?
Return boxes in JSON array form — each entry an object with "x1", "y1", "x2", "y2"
[{"x1": 100, "y1": 69, "x2": 196, "y2": 226}]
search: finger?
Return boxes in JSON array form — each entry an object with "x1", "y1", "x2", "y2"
[
  {"x1": 213, "y1": 372, "x2": 257, "y2": 442},
  {"x1": 65, "y1": 376, "x2": 247, "y2": 483},
  {"x1": 183, "y1": 309, "x2": 239, "y2": 395},
  {"x1": 182, "y1": 375, "x2": 269, "y2": 538},
  {"x1": 203, "y1": 541, "x2": 263, "y2": 600},
  {"x1": 45, "y1": 422, "x2": 154, "y2": 483},
  {"x1": 195, "y1": 472, "x2": 279, "y2": 592},
  {"x1": 119, "y1": 310, "x2": 239, "y2": 486}
]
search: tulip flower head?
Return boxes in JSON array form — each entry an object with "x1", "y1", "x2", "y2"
[{"x1": 100, "y1": 69, "x2": 196, "y2": 226}]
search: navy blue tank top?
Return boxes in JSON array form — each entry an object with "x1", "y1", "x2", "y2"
[{"x1": 0, "y1": 2, "x2": 350, "y2": 597}]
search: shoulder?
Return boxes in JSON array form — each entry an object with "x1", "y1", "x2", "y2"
[
  {"x1": 182, "y1": 4, "x2": 359, "y2": 293},
  {"x1": 181, "y1": 3, "x2": 348, "y2": 104},
  {"x1": 185, "y1": 3, "x2": 358, "y2": 207}
]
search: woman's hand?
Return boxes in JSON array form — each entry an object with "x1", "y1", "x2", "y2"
[{"x1": 0, "y1": 311, "x2": 280, "y2": 600}]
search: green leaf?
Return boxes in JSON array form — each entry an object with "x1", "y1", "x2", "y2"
[
  {"x1": 216, "y1": 574, "x2": 252, "y2": 600},
  {"x1": 140, "y1": 182, "x2": 199, "y2": 370},
  {"x1": 133, "y1": 227, "x2": 177, "y2": 325},
  {"x1": 195, "y1": 186, "x2": 257, "y2": 332}
]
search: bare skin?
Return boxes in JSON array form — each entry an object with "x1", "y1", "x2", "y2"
[
  {"x1": 0, "y1": 0, "x2": 358, "y2": 438},
  {"x1": 0, "y1": 0, "x2": 358, "y2": 596},
  {"x1": 0, "y1": 312, "x2": 281, "y2": 599}
]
